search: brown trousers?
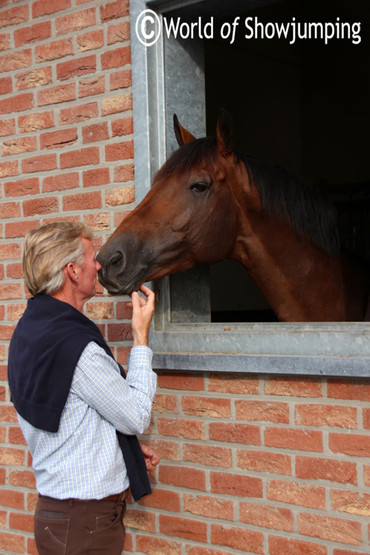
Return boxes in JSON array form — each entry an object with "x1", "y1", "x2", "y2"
[{"x1": 34, "y1": 493, "x2": 127, "y2": 555}]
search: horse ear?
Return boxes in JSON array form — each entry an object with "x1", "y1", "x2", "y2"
[
  {"x1": 216, "y1": 108, "x2": 235, "y2": 156},
  {"x1": 173, "y1": 114, "x2": 196, "y2": 146}
]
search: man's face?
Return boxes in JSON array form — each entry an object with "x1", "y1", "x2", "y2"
[{"x1": 77, "y1": 238, "x2": 101, "y2": 301}]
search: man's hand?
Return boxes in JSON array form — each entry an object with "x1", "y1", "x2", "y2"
[
  {"x1": 130, "y1": 285, "x2": 155, "y2": 346},
  {"x1": 141, "y1": 443, "x2": 160, "y2": 471}
]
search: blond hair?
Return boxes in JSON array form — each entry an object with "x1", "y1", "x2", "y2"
[{"x1": 23, "y1": 222, "x2": 93, "y2": 296}]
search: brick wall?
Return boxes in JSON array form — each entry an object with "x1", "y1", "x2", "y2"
[{"x1": 0, "y1": 1, "x2": 369, "y2": 554}]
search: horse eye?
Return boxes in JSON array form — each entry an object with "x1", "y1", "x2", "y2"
[{"x1": 190, "y1": 182, "x2": 208, "y2": 193}]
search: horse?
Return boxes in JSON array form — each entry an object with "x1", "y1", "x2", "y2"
[{"x1": 97, "y1": 110, "x2": 370, "y2": 321}]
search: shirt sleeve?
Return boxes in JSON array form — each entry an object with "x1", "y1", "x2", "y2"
[{"x1": 71, "y1": 342, "x2": 157, "y2": 435}]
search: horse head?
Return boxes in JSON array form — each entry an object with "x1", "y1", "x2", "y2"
[{"x1": 97, "y1": 110, "x2": 241, "y2": 295}]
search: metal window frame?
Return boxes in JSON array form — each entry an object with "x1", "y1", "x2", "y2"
[{"x1": 129, "y1": 0, "x2": 370, "y2": 376}]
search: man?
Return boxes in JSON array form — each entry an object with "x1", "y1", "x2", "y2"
[{"x1": 8, "y1": 221, "x2": 158, "y2": 554}]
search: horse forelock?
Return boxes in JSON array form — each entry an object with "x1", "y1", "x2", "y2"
[{"x1": 155, "y1": 137, "x2": 219, "y2": 181}]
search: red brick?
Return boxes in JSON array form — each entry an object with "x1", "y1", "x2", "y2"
[
  {"x1": 159, "y1": 465, "x2": 206, "y2": 491},
  {"x1": 105, "y1": 140, "x2": 134, "y2": 161},
  {"x1": 183, "y1": 443, "x2": 233, "y2": 468},
  {"x1": 83, "y1": 212, "x2": 110, "y2": 232},
  {"x1": 0, "y1": 283, "x2": 22, "y2": 300},
  {"x1": 158, "y1": 417, "x2": 205, "y2": 440},
  {"x1": 184, "y1": 494, "x2": 234, "y2": 521},
  {"x1": 7, "y1": 303, "x2": 27, "y2": 320},
  {"x1": 265, "y1": 376, "x2": 323, "y2": 397},
  {"x1": 63, "y1": 191, "x2": 101, "y2": 211},
  {"x1": 105, "y1": 186, "x2": 135, "y2": 206},
  {"x1": 0, "y1": 5, "x2": 29, "y2": 28},
  {"x1": 60, "y1": 147, "x2": 99, "y2": 169},
  {"x1": 43, "y1": 172, "x2": 79, "y2": 192},
  {"x1": 0, "y1": 117, "x2": 16, "y2": 136},
  {"x1": 136, "y1": 535, "x2": 181, "y2": 555},
  {"x1": 152, "y1": 394, "x2": 178, "y2": 414},
  {"x1": 2, "y1": 136, "x2": 37, "y2": 157},
  {"x1": 35, "y1": 38, "x2": 73, "y2": 62},
  {"x1": 18, "y1": 111, "x2": 54, "y2": 133},
  {"x1": 123, "y1": 509, "x2": 155, "y2": 533},
  {"x1": 32, "y1": 0, "x2": 71, "y2": 18},
  {"x1": 328, "y1": 379, "x2": 370, "y2": 402},
  {"x1": 331, "y1": 490, "x2": 370, "y2": 517},
  {"x1": 106, "y1": 322, "x2": 132, "y2": 341},
  {"x1": 267, "y1": 479, "x2": 326, "y2": 509},
  {"x1": 79, "y1": 75, "x2": 105, "y2": 98},
  {"x1": 235, "y1": 399, "x2": 289, "y2": 423},
  {"x1": 40, "y1": 128, "x2": 77, "y2": 149},
  {"x1": 0, "y1": 201, "x2": 20, "y2": 220},
  {"x1": 16, "y1": 67, "x2": 52, "y2": 90},
  {"x1": 0, "y1": 75, "x2": 12, "y2": 94},
  {"x1": 237, "y1": 449, "x2": 292, "y2": 475},
  {"x1": 210, "y1": 472, "x2": 262, "y2": 498},
  {"x1": 77, "y1": 29, "x2": 104, "y2": 52},
  {"x1": 181, "y1": 396, "x2": 230, "y2": 417},
  {"x1": 107, "y1": 21, "x2": 130, "y2": 44},
  {"x1": 160, "y1": 514, "x2": 207, "y2": 543},
  {"x1": 0, "y1": 92, "x2": 33, "y2": 114},
  {"x1": 0, "y1": 33, "x2": 11, "y2": 52},
  {"x1": 82, "y1": 122, "x2": 109, "y2": 143},
  {"x1": 211, "y1": 524, "x2": 263, "y2": 554},
  {"x1": 209, "y1": 422, "x2": 261, "y2": 445},
  {"x1": 240, "y1": 501, "x2": 294, "y2": 531},
  {"x1": 158, "y1": 373, "x2": 205, "y2": 392},
  {"x1": 296, "y1": 456, "x2": 357, "y2": 484},
  {"x1": 110, "y1": 69, "x2": 131, "y2": 91},
  {"x1": 100, "y1": 1, "x2": 129, "y2": 22},
  {"x1": 23, "y1": 196, "x2": 58, "y2": 216},
  {"x1": 9, "y1": 512, "x2": 34, "y2": 533},
  {"x1": 22, "y1": 153, "x2": 57, "y2": 174},
  {"x1": 333, "y1": 550, "x2": 368, "y2": 555},
  {"x1": 268, "y1": 535, "x2": 327, "y2": 555},
  {"x1": 14, "y1": 21, "x2": 51, "y2": 46},
  {"x1": 330, "y1": 433, "x2": 370, "y2": 457},
  {"x1": 6, "y1": 263, "x2": 23, "y2": 279},
  {"x1": 83, "y1": 168, "x2": 110, "y2": 187},
  {"x1": 4, "y1": 177, "x2": 39, "y2": 197},
  {"x1": 0, "y1": 532, "x2": 25, "y2": 554},
  {"x1": 101, "y1": 46, "x2": 130, "y2": 70},
  {"x1": 56, "y1": 7, "x2": 96, "y2": 35},
  {"x1": 0, "y1": 160, "x2": 18, "y2": 178},
  {"x1": 59, "y1": 102, "x2": 98, "y2": 125},
  {"x1": 0, "y1": 243, "x2": 21, "y2": 260},
  {"x1": 0, "y1": 489, "x2": 25, "y2": 509},
  {"x1": 0, "y1": 49, "x2": 32, "y2": 73},
  {"x1": 57, "y1": 54, "x2": 96, "y2": 81},
  {"x1": 295, "y1": 404, "x2": 357, "y2": 428},
  {"x1": 138, "y1": 488, "x2": 180, "y2": 512},
  {"x1": 0, "y1": 405, "x2": 18, "y2": 423},
  {"x1": 111, "y1": 117, "x2": 133, "y2": 137},
  {"x1": 37, "y1": 83, "x2": 76, "y2": 106},
  {"x1": 101, "y1": 93, "x2": 131, "y2": 116},
  {"x1": 265, "y1": 427, "x2": 323, "y2": 452},
  {"x1": 298, "y1": 513, "x2": 362, "y2": 545}
]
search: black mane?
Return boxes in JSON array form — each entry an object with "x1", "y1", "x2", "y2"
[{"x1": 157, "y1": 138, "x2": 340, "y2": 257}]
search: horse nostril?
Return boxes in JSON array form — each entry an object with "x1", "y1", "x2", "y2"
[{"x1": 110, "y1": 251, "x2": 125, "y2": 269}]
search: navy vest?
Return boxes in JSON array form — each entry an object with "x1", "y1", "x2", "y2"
[{"x1": 8, "y1": 294, "x2": 151, "y2": 501}]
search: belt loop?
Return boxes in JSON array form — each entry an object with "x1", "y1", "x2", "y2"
[{"x1": 68, "y1": 499, "x2": 73, "y2": 508}]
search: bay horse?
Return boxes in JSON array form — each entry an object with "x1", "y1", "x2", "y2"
[{"x1": 97, "y1": 110, "x2": 370, "y2": 321}]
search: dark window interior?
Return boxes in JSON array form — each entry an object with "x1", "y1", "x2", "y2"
[{"x1": 167, "y1": 0, "x2": 370, "y2": 323}]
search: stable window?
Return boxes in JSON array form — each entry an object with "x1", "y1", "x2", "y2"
[{"x1": 129, "y1": 0, "x2": 370, "y2": 375}]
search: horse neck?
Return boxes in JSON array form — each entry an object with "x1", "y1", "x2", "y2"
[{"x1": 229, "y1": 166, "x2": 345, "y2": 321}]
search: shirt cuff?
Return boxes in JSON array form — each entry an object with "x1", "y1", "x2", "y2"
[{"x1": 129, "y1": 345, "x2": 153, "y2": 364}]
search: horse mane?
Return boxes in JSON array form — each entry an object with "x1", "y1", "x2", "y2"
[{"x1": 157, "y1": 137, "x2": 340, "y2": 258}]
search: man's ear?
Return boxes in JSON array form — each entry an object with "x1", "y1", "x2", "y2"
[{"x1": 65, "y1": 262, "x2": 79, "y2": 283}]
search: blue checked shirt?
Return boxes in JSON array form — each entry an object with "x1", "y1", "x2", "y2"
[{"x1": 17, "y1": 342, "x2": 156, "y2": 500}]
